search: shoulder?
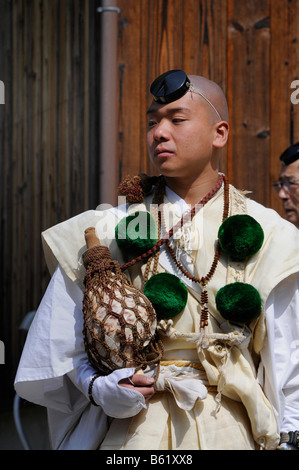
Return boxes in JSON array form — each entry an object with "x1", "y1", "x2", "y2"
[
  {"x1": 246, "y1": 197, "x2": 298, "y2": 237},
  {"x1": 41, "y1": 206, "x2": 129, "y2": 283}
]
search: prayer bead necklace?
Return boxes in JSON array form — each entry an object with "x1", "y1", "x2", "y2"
[{"x1": 151, "y1": 173, "x2": 229, "y2": 328}]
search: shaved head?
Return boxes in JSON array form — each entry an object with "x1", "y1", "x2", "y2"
[{"x1": 188, "y1": 75, "x2": 229, "y2": 123}]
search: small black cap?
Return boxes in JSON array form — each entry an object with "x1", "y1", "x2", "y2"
[
  {"x1": 150, "y1": 70, "x2": 190, "y2": 104},
  {"x1": 280, "y1": 142, "x2": 299, "y2": 166}
]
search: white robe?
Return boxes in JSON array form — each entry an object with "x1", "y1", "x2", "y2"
[{"x1": 15, "y1": 184, "x2": 299, "y2": 449}]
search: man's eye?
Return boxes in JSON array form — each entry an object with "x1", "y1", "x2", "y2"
[
  {"x1": 172, "y1": 118, "x2": 185, "y2": 123},
  {"x1": 147, "y1": 120, "x2": 156, "y2": 127}
]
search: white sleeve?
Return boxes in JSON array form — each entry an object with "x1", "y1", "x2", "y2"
[
  {"x1": 14, "y1": 264, "x2": 146, "y2": 449},
  {"x1": 262, "y1": 274, "x2": 299, "y2": 433},
  {"x1": 15, "y1": 265, "x2": 87, "y2": 391},
  {"x1": 14, "y1": 265, "x2": 109, "y2": 449}
]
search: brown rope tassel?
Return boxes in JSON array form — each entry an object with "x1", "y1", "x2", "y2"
[{"x1": 82, "y1": 227, "x2": 164, "y2": 375}]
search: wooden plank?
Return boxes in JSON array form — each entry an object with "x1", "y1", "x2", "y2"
[
  {"x1": 0, "y1": 0, "x2": 14, "y2": 407},
  {"x1": 0, "y1": 0, "x2": 94, "y2": 407},
  {"x1": 116, "y1": 0, "x2": 143, "y2": 180},
  {"x1": 269, "y1": 0, "x2": 299, "y2": 216},
  {"x1": 71, "y1": 0, "x2": 87, "y2": 215},
  {"x1": 83, "y1": 0, "x2": 90, "y2": 210},
  {"x1": 11, "y1": 0, "x2": 25, "y2": 364},
  {"x1": 182, "y1": 0, "x2": 228, "y2": 173},
  {"x1": 291, "y1": 1, "x2": 299, "y2": 144},
  {"x1": 29, "y1": 0, "x2": 45, "y2": 309},
  {"x1": 227, "y1": 0, "x2": 270, "y2": 205},
  {"x1": 117, "y1": 0, "x2": 228, "y2": 180}
]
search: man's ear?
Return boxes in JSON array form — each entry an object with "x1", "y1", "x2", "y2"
[{"x1": 213, "y1": 121, "x2": 229, "y2": 148}]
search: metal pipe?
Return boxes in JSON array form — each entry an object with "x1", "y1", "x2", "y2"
[
  {"x1": 97, "y1": 1, "x2": 120, "y2": 206},
  {"x1": 13, "y1": 394, "x2": 31, "y2": 450}
]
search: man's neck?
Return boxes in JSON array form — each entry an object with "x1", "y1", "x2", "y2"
[{"x1": 164, "y1": 171, "x2": 220, "y2": 207}]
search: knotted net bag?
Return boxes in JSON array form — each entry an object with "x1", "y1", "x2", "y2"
[{"x1": 82, "y1": 228, "x2": 163, "y2": 374}]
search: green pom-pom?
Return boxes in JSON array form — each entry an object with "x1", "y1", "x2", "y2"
[
  {"x1": 215, "y1": 282, "x2": 262, "y2": 324},
  {"x1": 144, "y1": 273, "x2": 188, "y2": 320},
  {"x1": 218, "y1": 215, "x2": 264, "y2": 261},
  {"x1": 115, "y1": 211, "x2": 158, "y2": 255}
]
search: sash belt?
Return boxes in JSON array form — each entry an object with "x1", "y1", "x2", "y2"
[{"x1": 153, "y1": 360, "x2": 217, "y2": 410}]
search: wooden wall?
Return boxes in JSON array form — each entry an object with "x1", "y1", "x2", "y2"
[
  {"x1": 1, "y1": 0, "x2": 299, "y2": 409},
  {"x1": 116, "y1": 0, "x2": 299, "y2": 212},
  {"x1": 0, "y1": 0, "x2": 101, "y2": 408}
]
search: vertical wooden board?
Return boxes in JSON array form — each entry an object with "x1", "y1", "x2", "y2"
[
  {"x1": 182, "y1": 0, "x2": 228, "y2": 173},
  {"x1": 68, "y1": 0, "x2": 80, "y2": 215},
  {"x1": 31, "y1": 0, "x2": 51, "y2": 299},
  {"x1": 182, "y1": 0, "x2": 202, "y2": 73},
  {"x1": 41, "y1": 0, "x2": 54, "y2": 228},
  {"x1": 0, "y1": 0, "x2": 98, "y2": 405},
  {"x1": 182, "y1": 0, "x2": 227, "y2": 82},
  {"x1": 21, "y1": 0, "x2": 30, "y2": 341},
  {"x1": 290, "y1": 0, "x2": 299, "y2": 144},
  {"x1": 0, "y1": 0, "x2": 14, "y2": 406},
  {"x1": 227, "y1": 0, "x2": 270, "y2": 205},
  {"x1": 86, "y1": 0, "x2": 100, "y2": 209},
  {"x1": 117, "y1": 0, "x2": 143, "y2": 180},
  {"x1": 38, "y1": 0, "x2": 54, "y2": 290},
  {"x1": 47, "y1": 0, "x2": 58, "y2": 221},
  {"x1": 83, "y1": 0, "x2": 90, "y2": 210},
  {"x1": 10, "y1": 0, "x2": 38, "y2": 364},
  {"x1": 269, "y1": 0, "x2": 292, "y2": 216},
  {"x1": 10, "y1": 0, "x2": 24, "y2": 358},
  {"x1": 71, "y1": 0, "x2": 87, "y2": 215},
  {"x1": 139, "y1": 0, "x2": 152, "y2": 174},
  {"x1": 157, "y1": 0, "x2": 185, "y2": 70},
  {"x1": 269, "y1": 0, "x2": 299, "y2": 216},
  {"x1": 56, "y1": 0, "x2": 68, "y2": 222}
]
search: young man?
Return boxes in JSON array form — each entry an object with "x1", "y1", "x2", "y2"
[
  {"x1": 15, "y1": 70, "x2": 299, "y2": 450},
  {"x1": 273, "y1": 143, "x2": 299, "y2": 228}
]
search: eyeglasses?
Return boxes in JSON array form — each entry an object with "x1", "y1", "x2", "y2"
[{"x1": 272, "y1": 178, "x2": 299, "y2": 193}]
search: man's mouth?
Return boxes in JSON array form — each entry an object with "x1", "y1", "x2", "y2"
[
  {"x1": 283, "y1": 205, "x2": 294, "y2": 213},
  {"x1": 154, "y1": 147, "x2": 174, "y2": 157}
]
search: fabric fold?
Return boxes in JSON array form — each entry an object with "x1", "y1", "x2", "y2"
[{"x1": 154, "y1": 364, "x2": 209, "y2": 411}]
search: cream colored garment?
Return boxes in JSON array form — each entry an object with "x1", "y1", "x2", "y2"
[
  {"x1": 40, "y1": 183, "x2": 299, "y2": 450},
  {"x1": 152, "y1": 363, "x2": 209, "y2": 410},
  {"x1": 101, "y1": 391, "x2": 258, "y2": 450},
  {"x1": 99, "y1": 186, "x2": 285, "y2": 451},
  {"x1": 100, "y1": 294, "x2": 279, "y2": 450}
]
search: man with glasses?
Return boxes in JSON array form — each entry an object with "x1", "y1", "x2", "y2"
[
  {"x1": 15, "y1": 70, "x2": 299, "y2": 451},
  {"x1": 272, "y1": 143, "x2": 299, "y2": 228}
]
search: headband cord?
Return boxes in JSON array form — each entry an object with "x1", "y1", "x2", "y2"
[{"x1": 189, "y1": 84, "x2": 222, "y2": 121}]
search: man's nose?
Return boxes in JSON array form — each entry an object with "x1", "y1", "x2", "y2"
[
  {"x1": 153, "y1": 120, "x2": 170, "y2": 141},
  {"x1": 278, "y1": 186, "x2": 289, "y2": 199}
]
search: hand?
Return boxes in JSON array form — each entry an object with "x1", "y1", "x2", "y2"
[
  {"x1": 119, "y1": 373, "x2": 155, "y2": 402},
  {"x1": 75, "y1": 363, "x2": 152, "y2": 418}
]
